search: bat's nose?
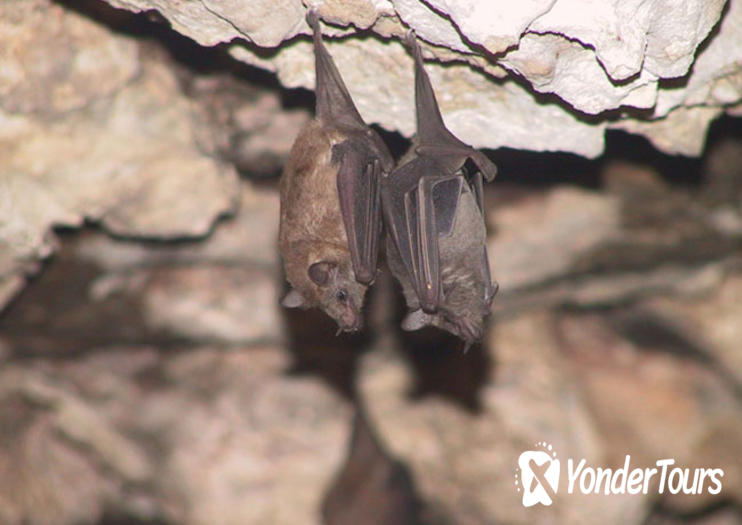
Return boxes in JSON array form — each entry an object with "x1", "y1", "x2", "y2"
[
  {"x1": 339, "y1": 304, "x2": 362, "y2": 332},
  {"x1": 340, "y1": 318, "x2": 362, "y2": 333}
]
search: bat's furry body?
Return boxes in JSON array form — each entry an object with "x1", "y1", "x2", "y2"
[{"x1": 279, "y1": 120, "x2": 368, "y2": 330}]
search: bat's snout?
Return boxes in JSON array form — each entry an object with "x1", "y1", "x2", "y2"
[
  {"x1": 338, "y1": 304, "x2": 363, "y2": 333},
  {"x1": 339, "y1": 317, "x2": 362, "y2": 333}
]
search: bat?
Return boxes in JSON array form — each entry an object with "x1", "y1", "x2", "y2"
[
  {"x1": 381, "y1": 32, "x2": 498, "y2": 346},
  {"x1": 279, "y1": 10, "x2": 393, "y2": 332}
]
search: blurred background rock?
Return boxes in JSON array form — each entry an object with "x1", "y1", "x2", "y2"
[{"x1": 1, "y1": 1, "x2": 741, "y2": 524}]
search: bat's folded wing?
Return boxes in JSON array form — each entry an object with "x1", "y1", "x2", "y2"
[
  {"x1": 382, "y1": 157, "x2": 467, "y2": 312},
  {"x1": 334, "y1": 138, "x2": 383, "y2": 285}
]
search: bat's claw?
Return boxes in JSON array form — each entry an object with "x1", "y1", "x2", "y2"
[
  {"x1": 405, "y1": 30, "x2": 419, "y2": 54},
  {"x1": 306, "y1": 8, "x2": 320, "y2": 31}
]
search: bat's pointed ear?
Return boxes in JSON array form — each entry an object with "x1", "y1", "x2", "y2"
[
  {"x1": 282, "y1": 289, "x2": 307, "y2": 308},
  {"x1": 401, "y1": 309, "x2": 431, "y2": 331},
  {"x1": 308, "y1": 261, "x2": 337, "y2": 286},
  {"x1": 307, "y1": 9, "x2": 365, "y2": 129}
]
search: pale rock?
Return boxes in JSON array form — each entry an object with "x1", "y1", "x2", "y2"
[
  {"x1": 95, "y1": 0, "x2": 740, "y2": 157},
  {"x1": 645, "y1": 274, "x2": 742, "y2": 387},
  {"x1": 529, "y1": 0, "x2": 652, "y2": 81},
  {"x1": 357, "y1": 314, "x2": 649, "y2": 525},
  {"x1": 200, "y1": 0, "x2": 305, "y2": 47},
  {"x1": 76, "y1": 184, "x2": 281, "y2": 270},
  {"x1": 142, "y1": 265, "x2": 281, "y2": 345},
  {"x1": 0, "y1": 346, "x2": 351, "y2": 525},
  {"x1": 306, "y1": 0, "x2": 395, "y2": 29},
  {"x1": 642, "y1": 0, "x2": 728, "y2": 79},
  {"x1": 390, "y1": 0, "x2": 469, "y2": 52},
  {"x1": 489, "y1": 187, "x2": 620, "y2": 291},
  {"x1": 232, "y1": 35, "x2": 607, "y2": 155},
  {"x1": 610, "y1": 106, "x2": 724, "y2": 157},
  {"x1": 500, "y1": 33, "x2": 659, "y2": 115},
  {"x1": 0, "y1": 364, "x2": 145, "y2": 525},
  {"x1": 359, "y1": 308, "x2": 742, "y2": 524},
  {"x1": 230, "y1": 93, "x2": 311, "y2": 176},
  {"x1": 0, "y1": 0, "x2": 139, "y2": 114},
  {"x1": 106, "y1": 0, "x2": 244, "y2": 46},
  {"x1": 424, "y1": 0, "x2": 556, "y2": 54},
  {"x1": 556, "y1": 311, "x2": 742, "y2": 510},
  {"x1": 72, "y1": 184, "x2": 282, "y2": 346},
  {"x1": 0, "y1": 0, "x2": 239, "y2": 312},
  {"x1": 147, "y1": 347, "x2": 351, "y2": 525},
  {"x1": 653, "y1": 0, "x2": 742, "y2": 116}
]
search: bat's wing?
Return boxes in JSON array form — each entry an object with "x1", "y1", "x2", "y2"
[
  {"x1": 382, "y1": 156, "x2": 464, "y2": 312},
  {"x1": 406, "y1": 30, "x2": 499, "y2": 304},
  {"x1": 382, "y1": 160, "x2": 423, "y2": 295},
  {"x1": 308, "y1": 11, "x2": 393, "y2": 285},
  {"x1": 307, "y1": 11, "x2": 367, "y2": 132},
  {"x1": 406, "y1": 32, "x2": 498, "y2": 182},
  {"x1": 469, "y1": 169, "x2": 499, "y2": 303},
  {"x1": 334, "y1": 137, "x2": 383, "y2": 285}
]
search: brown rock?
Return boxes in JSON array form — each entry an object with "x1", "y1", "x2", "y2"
[
  {"x1": 0, "y1": 346, "x2": 351, "y2": 525},
  {"x1": 0, "y1": 0, "x2": 139, "y2": 115}
]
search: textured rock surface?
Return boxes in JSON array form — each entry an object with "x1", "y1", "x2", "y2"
[
  {"x1": 0, "y1": 0, "x2": 312, "y2": 312},
  {"x1": 102, "y1": 0, "x2": 742, "y2": 157},
  {"x1": 358, "y1": 309, "x2": 742, "y2": 525},
  {"x1": 2, "y1": 149, "x2": 742, "y2": 524},
  {"x1": 487, "y1": 153, "x2": 742, "y2": 315},
  {"x1": 0, "y1": 183, "x2": 282, "y2": 352},
  {"x1": 0, "y1": 346, "x2": 351, "y2": 525},
  {"x1": 2, "y1": 2, "x2": 742, "y2": 525}
]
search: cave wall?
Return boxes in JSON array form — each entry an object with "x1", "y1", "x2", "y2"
[{"x1": 1, "y1": 2, "x2": 742, "y2": 525}]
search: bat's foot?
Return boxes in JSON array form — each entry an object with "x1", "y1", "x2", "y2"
[{"x1": 306, "y1": 8, "x2": 320, "y2": 31}]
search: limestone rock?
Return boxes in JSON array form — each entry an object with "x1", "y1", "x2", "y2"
[
  {"x1": 0, "y1": 226, "x2": 282, "y2": 359},
  {"x1": 487, "y1": 159, "x2": 742, "y2": 314},
  {"x1": 99, "y1": 0, "x2": 742, "y2": 157},
  {"x1": 644, "y1": 274, "x2": 742, "y2": 389},
  {"x1": 358, "y1": 309, "x2": 742, "y2": 524},
  {"x1": 488, "y1": 186, "x2": 621, "y2": 291},
  {"x1": 0, "y1": 0, "x2": 139, "y2": 115},
  {"x1": 0, "y1": 0, "x2": 250, "y2": 312},
  {"x1": 0, "y1": 346, "x2": 351, "y2": 525}
]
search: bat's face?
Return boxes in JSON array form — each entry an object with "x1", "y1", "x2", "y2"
[
  {"x1": 437, "y1": 308, "x2": 487, "y2": 346},
  {"x1": 283, "y1": 258, "x2": 367, "y2": 333},
  {"x1": 311, "y1": 260, "x2": 367, "y2": 332},
  {"x1": 402, "y1": 302, "x2": 489, "y2": 347}
]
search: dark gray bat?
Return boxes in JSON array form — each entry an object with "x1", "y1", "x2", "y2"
[
  {"x1": 382, "y1": 33, "x2": 498, "y2": 346},
  {"x1": 279, "y1": 11, "x2": 393, "y2": 332}
]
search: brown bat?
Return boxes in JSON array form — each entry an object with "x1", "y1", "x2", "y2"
[
  {"x1": 279, "y1": 11, "x2": 393, "y2": 332},
  {"x1": 381, "y1": 33, "x2": 498, "y2": 346}
]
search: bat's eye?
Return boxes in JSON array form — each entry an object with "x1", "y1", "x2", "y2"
[{"x1": 335, "y1": 289, "x2": 348, "y2": 302}]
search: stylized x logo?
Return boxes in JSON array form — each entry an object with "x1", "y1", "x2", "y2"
[
  {"x1": 518, "y1": 447, "x2": 560, "y2": 507},
  {"x1": 529, "y1": 458, "x2": 557, "y2": 502}
]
